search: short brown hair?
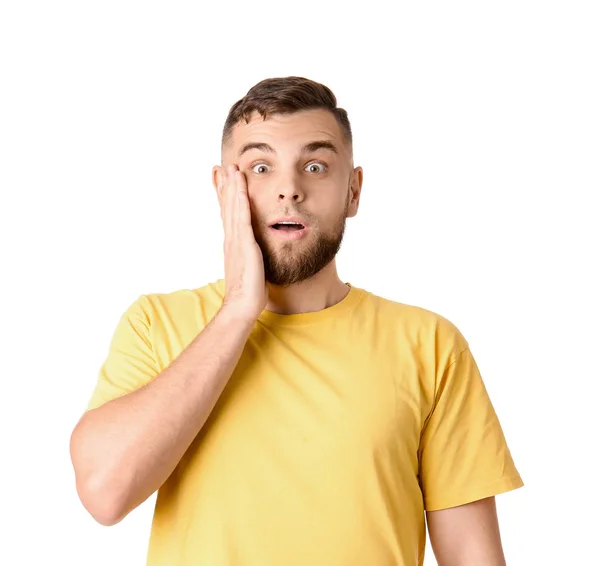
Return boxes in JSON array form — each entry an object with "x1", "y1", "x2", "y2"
[{"x1": 221, "y1": 76, "x2": 353, "y2": 151}]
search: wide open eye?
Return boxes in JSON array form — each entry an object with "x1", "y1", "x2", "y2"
[
  {"x1": 305, "y1": 162, "x2": 327, "y2": 174},
  {"x1": 251, "y1": 163, "x2": 271, "y2": 174}
]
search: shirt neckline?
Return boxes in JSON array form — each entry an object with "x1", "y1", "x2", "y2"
[{"x1": 215, "y1": 279, "x2": 365, "y2": 327}]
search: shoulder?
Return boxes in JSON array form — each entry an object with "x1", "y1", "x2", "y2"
[
  {"x1": 138, "y1": 278, "x2": 225, "y2": 325},
  {"x1": 360, "y1": 287, "x2": 469, "y2": 361}
]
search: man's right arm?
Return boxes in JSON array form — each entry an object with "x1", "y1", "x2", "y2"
[
  {"x1": 69, "y1": 305, "x2": 256, "y2": 526},
  {"x1": 71, "y1": 163, "x2": 267, "y2": 526}
]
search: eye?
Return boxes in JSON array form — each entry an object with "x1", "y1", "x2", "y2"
[
  {"x1": 251, "y1": 163, "x2": 271, "y2": 174},
  {"x1": 305, "y1": 162, "x2": 327, "y2": 174}
]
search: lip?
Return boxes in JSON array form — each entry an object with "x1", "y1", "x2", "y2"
[
  {"x1": 268, "y1": 215, "x2": 310, "y2": 241},
  {"x1": 269, "y1": 225, "x2": 309, "y2": 241},
  {"x1": 269, "y1": 215, "x2": 309, "y2": 228}
]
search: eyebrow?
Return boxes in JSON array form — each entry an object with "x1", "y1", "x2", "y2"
[{"x1": 237, "y1": 140, "x2": 339, "y2": 158}]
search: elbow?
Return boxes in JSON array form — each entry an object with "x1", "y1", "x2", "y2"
[
  {"x1": 75, "y1": 473, "x2": 128, "y2": 527},
  {"x1": 70, "y1": 422, "x2": 126, "y2": 527}
]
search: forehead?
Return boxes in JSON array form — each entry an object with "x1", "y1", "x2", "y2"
[{"x1": 225, "y1": 108, "x2": 348, "y2": 159}]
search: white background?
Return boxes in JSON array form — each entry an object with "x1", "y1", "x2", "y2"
[{"x1": 1, "y1": 1, "x2": 598, "y2": 564}]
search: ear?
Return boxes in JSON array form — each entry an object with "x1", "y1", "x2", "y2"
[
  {"x1": 346, "y1": 166, "x2": 363, "y2": 218},
  {"x1": 212, "y1": 165, "x2": 225, "y2": 204}
]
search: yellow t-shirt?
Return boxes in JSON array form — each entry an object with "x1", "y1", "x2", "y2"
[{"x1": 86, "y1": 279, "x2": 523, "y2": 566}]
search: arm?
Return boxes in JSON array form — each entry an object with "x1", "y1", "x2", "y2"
[
  {"x1": 426, "y1": 496, "x2": 506, "y2": 566},
  {"x1": 71, "y1": 163, "x2": 266, "y2": 527},
  {"x1": 69, "y1": 305, "x2": 256, "y2": 527}
]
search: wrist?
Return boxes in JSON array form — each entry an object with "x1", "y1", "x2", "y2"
[{"x1": 218, "y1": 303, "x2": 259, "y2": 328}]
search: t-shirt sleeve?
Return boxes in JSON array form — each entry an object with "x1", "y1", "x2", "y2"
[
  {"x1": 86, "y1": 294, "x2": 159, "y2": 412},
  {"x1": 418, "y1": 340, "x2": 524, "y2": 511}
]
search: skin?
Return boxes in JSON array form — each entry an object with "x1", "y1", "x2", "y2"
[
  {"x1": 426, "y1": 496, "x2": 507, "y2": 565},
  {"x1": 212, "y1": 108, "x2": 363, "y2": 315},
  {"x1": 212, "y1": 108, "x2": 508, "y2": 563}
]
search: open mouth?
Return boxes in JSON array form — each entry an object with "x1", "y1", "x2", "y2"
[
  {"x1": 270, "y1": 222, "x2": 305, "y2": 232},
  {"x1": 269, "y1": 221, "x2": 309, "y2": 240}
]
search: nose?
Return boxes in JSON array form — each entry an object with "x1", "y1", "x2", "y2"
[{"x1": 275, "y1": 171, "x2": 305, "y2": 203}]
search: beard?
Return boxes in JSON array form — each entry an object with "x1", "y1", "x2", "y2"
[{"x1": 253, "y1": 195, "x2": 350, "y2": 287}]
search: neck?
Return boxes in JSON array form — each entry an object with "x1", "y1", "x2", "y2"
[{"x1": 265, "y1": 262, "x2": 350, "y2": 315}]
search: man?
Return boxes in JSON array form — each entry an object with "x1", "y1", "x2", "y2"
[{"x1": 70, "y1": 76, "x2": 523, "y2": 566}]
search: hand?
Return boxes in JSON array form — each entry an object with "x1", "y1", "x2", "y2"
[{"x1": 217, "y1": 164, "x2": 268, "y2": 322}]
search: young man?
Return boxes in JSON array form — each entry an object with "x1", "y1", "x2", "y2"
[{"x1": 70, "y1": 76, "x2": 523, "y2": 566}]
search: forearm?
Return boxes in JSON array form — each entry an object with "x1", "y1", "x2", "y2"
[{"x1": 70, "y1": 305, "x2": 256, "y2": 526}]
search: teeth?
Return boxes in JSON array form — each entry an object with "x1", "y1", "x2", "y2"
[{"x1": 272, "y1": 220, "x2": 304, "y2": 229}]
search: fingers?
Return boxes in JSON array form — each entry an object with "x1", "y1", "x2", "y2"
[
  {"x1": 234, "y1": 167, "x2": 252, "y2": 228},
  {"x1": 220, "y1": 164, "x2": 251, "y2": 241},
  {"x1": 225, "y1": 166, "x2": 236, "y2": 237},
  {"x1": 220, "y1": 165, "x2": 235, "y2": 238}
]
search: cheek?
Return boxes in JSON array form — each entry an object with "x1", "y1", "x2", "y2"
[
  {"x1": 245, "y1": 193, "x2": 265, "y2": 228},
  {"x1": 246, "y1": 190, "x2": 259, "y2": 213}
]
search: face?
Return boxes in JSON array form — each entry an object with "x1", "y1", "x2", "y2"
[{"x1": 213, "y1": 108, "x2": 363, "y2": 286}]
